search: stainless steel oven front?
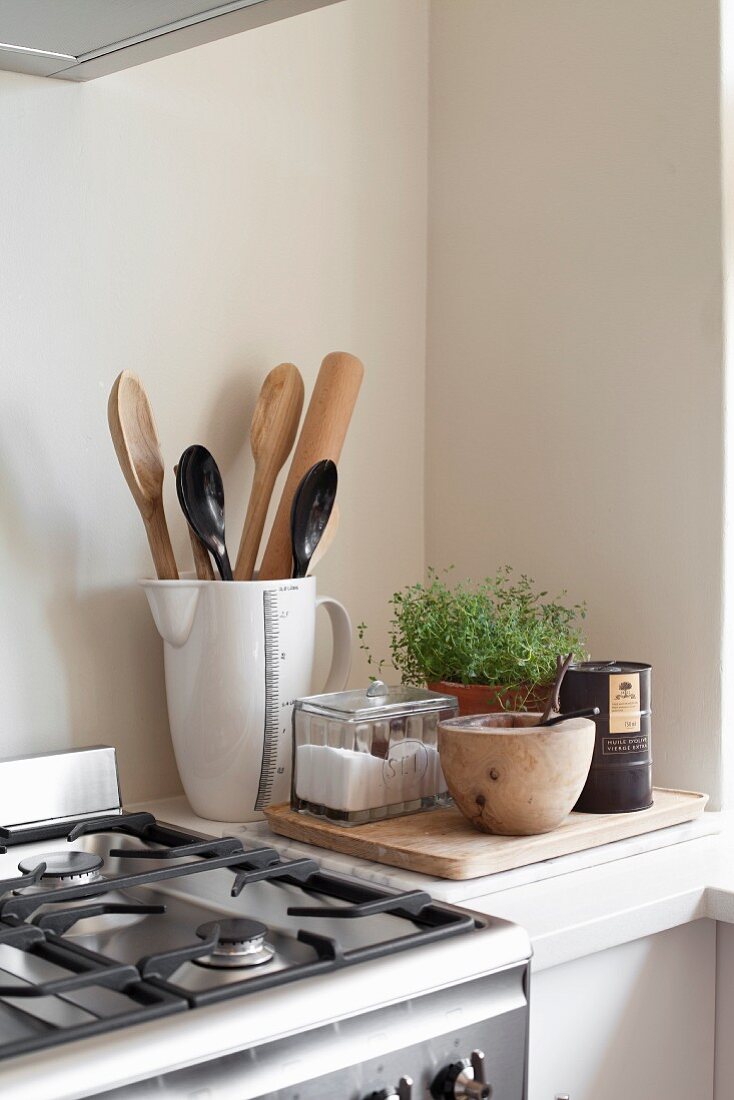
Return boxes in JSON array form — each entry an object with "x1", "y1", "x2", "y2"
[{"x1": 105, "y1": 963, "x2": 530, "y2": 1099}]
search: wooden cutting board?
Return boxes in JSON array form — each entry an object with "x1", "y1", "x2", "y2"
[{"x1": 264, "y1": 788, "x2": 708, "y2": 880}]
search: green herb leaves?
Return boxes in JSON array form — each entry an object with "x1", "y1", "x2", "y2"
[{"x1": 359, "y1": 566, "x2": 586, "y2": 693}]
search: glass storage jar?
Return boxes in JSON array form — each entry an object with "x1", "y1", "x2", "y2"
[{"x1": 292, "y1": 681, "x2": 458, "y2": 825}]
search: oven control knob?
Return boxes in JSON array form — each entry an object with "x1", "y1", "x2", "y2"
[
  {"x1": 365, "y1": 1076, "x2": 413, "y2": 1100},
  {"x1": 431, "y1": 1050, "x2": 492, "y2": 1099}
]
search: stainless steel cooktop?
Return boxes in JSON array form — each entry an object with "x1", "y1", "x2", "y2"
[{"x1": 0, "y1": 747, "x2": 531, "y2": 1100}]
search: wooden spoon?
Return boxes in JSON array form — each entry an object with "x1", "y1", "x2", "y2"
[
  {"x1": 108, "y1": 371, "x2": 178, "y2": 579},
  {"x1": 233, "y1": 363, "x2": 305, "y2": 581},
  {"x1": 258, "y1": 352, "x2": 363, "y2": 580}
]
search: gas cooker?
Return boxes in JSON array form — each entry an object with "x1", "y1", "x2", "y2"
[{"x1": 0, "y1": 747, "x2": 531, "y2": 1099}]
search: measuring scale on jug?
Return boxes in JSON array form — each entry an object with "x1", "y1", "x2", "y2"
[
  {"x1": 255, "y1": 586, "x2": 305, "y2": 809},
  {"x1": 142, "y1": 575, "x2": 352, "y2": 822}
]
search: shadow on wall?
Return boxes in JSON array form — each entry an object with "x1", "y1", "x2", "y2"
[
  {"x1": 46, "y1": 587, "x2": 173, "y2": 801},
  {"x1": 202, "y1": 360, "x2": 262, "y2": 477},
  {"x1": 0, "y1": 400, "x2": 176, "y2": 801},
  {"x1": 0, "y1": 359, "x2": 272, "y2": 802},
  {"x1": 165, "y1": 360, "x2": 267, "y2": 575}
]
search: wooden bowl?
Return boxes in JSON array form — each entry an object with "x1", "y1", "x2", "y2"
[{"x1": 438, "y1": 712, "x2": 595, "y2": 835}]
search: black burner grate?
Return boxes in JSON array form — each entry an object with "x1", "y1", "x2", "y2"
[
  {"x1": 0, "y1": 920, "x2": 184, "y2": 1059},
  {"x1": 0, "y1": 811, "x2": 480, "y2": 1057},
  {"x1": 135, "y1": 871, "x2": 476, "y2": 1008},
  {"x1": 0, "y1": 843, "x2": 283, "y2": 924}
]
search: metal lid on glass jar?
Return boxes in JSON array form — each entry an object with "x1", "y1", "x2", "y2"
[{"x1": 294, "y1": 681, "x2": 458, "y2": 721}]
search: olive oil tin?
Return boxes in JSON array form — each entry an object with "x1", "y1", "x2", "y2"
[{"x1": 559, "y1": 661, "x2": 652, "y2": 813}]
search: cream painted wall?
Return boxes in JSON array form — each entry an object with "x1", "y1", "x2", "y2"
[
  {"x1": 2, "y1": 0, "x2": 726, "y2": 809},
  {"x1": 0, "y1": 0, "x2": 428, "y2": 802},
  {"x1": 426, "y1": 1, "x2": 725, "y2": 802},
  {"x1": 721, "y1": 0, "x2": 734, "y2": 812}
]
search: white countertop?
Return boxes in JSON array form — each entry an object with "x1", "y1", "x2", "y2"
[{"x1": 136, "y1": 796, "x2": 732, "y2": 972}]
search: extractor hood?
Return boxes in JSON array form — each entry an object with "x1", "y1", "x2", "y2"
[{"x1": 0, "y1": 0, "x2": 343, "y2": 80}]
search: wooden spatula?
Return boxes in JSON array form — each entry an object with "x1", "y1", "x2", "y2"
[
  {"x1": 108, "y1": 371, "x2": 178, "y2": 580},
  {"x1": 258, "y1": 352, "x2": 363, "y2": 580},
  {"x1": 233, "y1": 363, "x2": 305, "y2": 581}
]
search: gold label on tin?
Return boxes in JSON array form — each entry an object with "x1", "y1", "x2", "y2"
[{"x1": 609, "y1": 672, "x2": 641, "y2": 733}]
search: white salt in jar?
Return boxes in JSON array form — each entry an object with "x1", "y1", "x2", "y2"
[{"x1": 291, "y1": 682, "x2": 458, "y2": 826}]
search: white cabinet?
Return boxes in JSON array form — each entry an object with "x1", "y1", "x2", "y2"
[
  {"x1": 529, "y1": 919, "x2": 716, "y2": 1100},
  {"x1": 715, "y1": 922, "x2": 734, "y2": 1099}
]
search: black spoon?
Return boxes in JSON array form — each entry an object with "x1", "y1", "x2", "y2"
[
  {"x1": 290, "y1": 459, "x2": 338, "y2": 579},
  {"x1": 177, "y1": 446, "x2": 233, "y2": 581},
  {"x1": 539, "y1": 707, "x2": 600, "y2": 727}
]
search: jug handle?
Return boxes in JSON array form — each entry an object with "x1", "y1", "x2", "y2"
[{"x1": 316, "y1": 596, "x2": 352, "y2": 692}]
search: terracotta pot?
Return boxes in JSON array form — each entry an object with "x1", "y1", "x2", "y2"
[
  {"x1": 427, "y1": 680, "x2": 549, "y2": 716},
  {"x1": 438, "y1": 711, "x2": 595, "y2": 835}
]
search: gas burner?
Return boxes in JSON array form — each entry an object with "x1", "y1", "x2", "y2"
[
  {"x1": 194, "y1": 917, "x2": 276, "y2": 969},
  {"x1": 18, "y1": 851, "x2": 104, "y2": 885}
]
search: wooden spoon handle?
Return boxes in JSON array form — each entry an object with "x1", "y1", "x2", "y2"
[
  {"x1": 234, "y1": 465, "x2": 272, "y2": 581},
  {"x1": 143, "y1": 498, "x2": 179, "y2": 580},
  {"x1": 188, "y1": 529, "x2": 215, "y2": 580},
  {"x1": 258, "y1": 352, "x2": 363, "y2": 580},
  {"x1": 175, "y1": 463, "x2": 215, "y2": 580}
]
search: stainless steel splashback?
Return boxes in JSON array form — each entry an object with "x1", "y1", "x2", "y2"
[
  {"x1": 0, "y1": 745, "x2": 121, "y2": 831},
  {"x1": 0, "y1": 0, "x2": 343, "y2": 80}
]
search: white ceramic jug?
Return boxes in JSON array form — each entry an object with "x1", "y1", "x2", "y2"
[{"x1": 141, "y1": 575, "x2": 352, "y2": 821}]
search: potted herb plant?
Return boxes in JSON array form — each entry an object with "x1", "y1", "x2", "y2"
[{"x1": 359, "y1": 567, "x2": 586, "y2": 714}]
